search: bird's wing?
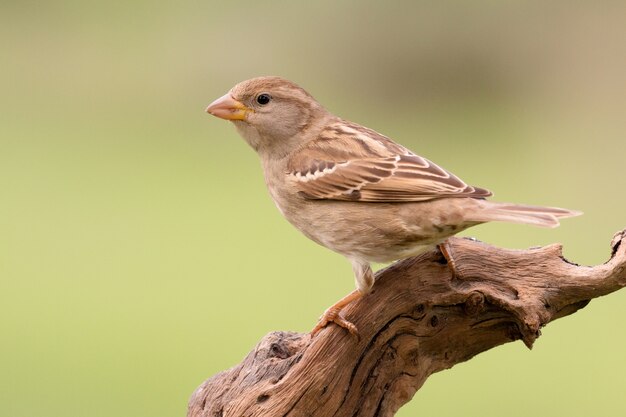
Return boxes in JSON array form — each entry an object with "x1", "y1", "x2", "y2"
[{"x1": 286, "y1": 120, "x2": 491, "y2": 202}]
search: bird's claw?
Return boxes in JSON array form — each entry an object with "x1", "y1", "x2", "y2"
[{"x1": 311, "y1": 307, "x2": 358, "y2": 337}]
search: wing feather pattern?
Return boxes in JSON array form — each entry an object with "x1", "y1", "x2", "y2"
[{"x1": 287, "y1": 120, "x2": 491, "y2": 202}]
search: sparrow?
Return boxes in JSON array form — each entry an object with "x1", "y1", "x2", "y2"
[{"x1": 205, "y1": 76, "x2": 581, "y2": 336}]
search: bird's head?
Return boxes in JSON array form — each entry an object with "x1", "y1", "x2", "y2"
[{"x1": 206, "y1": 77, "x2": 326, "y2": 155}]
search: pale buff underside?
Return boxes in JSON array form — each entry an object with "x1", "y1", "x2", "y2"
[{"x1": 264, "y1": 156, "x2": 478, "y2": 264}]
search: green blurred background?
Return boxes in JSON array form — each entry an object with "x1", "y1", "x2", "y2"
[{"x1": 1, "y1": 1, "x2": 625, "y2": 416}]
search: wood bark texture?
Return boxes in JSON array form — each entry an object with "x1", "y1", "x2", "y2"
[{"x1": 188, "y1": 229, "x2": 626, "y2": 417}]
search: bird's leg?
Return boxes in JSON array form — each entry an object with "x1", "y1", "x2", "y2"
[
  {"x1": 311, "y1": 260, "x2": 373, "y2": 337},
  {"x1": 310, "y1": 289, "x2": 362, "y2": 336},
  {"x1": 438, "y1": 240, "x2": 459, "y2": 278}
]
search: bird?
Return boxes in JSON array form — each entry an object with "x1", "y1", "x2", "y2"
[{"x1": 205, "y1": 76, "x2": 581, "y2": 336}]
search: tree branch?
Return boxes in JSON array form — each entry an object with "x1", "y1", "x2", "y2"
[{"x1": 188, "y1": 229, "x2": 626, "y2": 417}]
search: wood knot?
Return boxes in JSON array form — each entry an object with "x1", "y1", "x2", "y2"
[
  {"x1": 256, "y1": 394, "x2": 270, "y2": 403},
  {"x1": 269, "y1": 342, "x2": 291, "y2": 359},
  {"x1": 261, "y1": 331, "x2": 306, "y2": 362},
  {"x1": 463, "y1": 292, "x2": 485, "y2": 316},
  {"x1": 412, "y1": 303, "x2": 427, "y2": 319}
]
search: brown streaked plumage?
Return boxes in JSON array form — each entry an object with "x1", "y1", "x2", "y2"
[{"x1": 206, "y1": 76, "x2": 581, "y2": 336}]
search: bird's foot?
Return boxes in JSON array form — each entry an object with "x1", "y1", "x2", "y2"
[
  {"x1": 310, "y1": 289, "x2": 363, "y2": 337},
  {"x1": 311, "y1": 306, "x2": 358, "y2": 336},
  {"x1": 438, "y1": 240, "x2": 459, "y2": 278}
]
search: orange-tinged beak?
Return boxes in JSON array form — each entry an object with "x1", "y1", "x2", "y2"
[{"x1": 205, "y1": 93, "x2": 251, "y2": 121}]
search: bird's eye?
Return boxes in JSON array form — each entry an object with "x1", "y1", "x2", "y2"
[{"x1": 256, "y1": 93, "x2": 272, "y2": 105}]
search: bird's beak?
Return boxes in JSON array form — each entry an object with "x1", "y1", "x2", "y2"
[{"x1": 205, "y1": 93, "x2": 251, "y2": 121}]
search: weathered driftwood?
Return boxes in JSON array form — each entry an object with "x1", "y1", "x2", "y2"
[{"x1": 188, "y1": 229, "x2": 626, "y2": 417}]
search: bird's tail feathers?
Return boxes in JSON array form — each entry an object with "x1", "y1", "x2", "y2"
[{"x1": 468, "y1": 201, "x2": 582, "y2": 228}]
